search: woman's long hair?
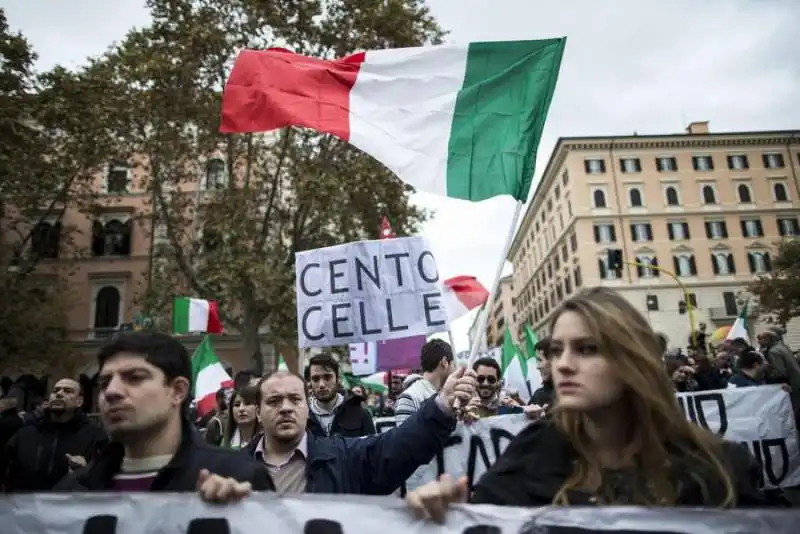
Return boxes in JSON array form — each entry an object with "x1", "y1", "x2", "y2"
[
  {"x1": 221, "y1": 385, "x2": 259, "y2": 448},
  {"x1": 549, "y1": 287, "x2": 735, "y2": 506}
]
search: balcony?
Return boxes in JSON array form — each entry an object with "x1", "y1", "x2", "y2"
[{"x1": 707, "y1": 306, "x2": 758, "y2": 321}]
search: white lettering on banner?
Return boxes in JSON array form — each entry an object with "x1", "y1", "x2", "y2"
[
  {"x1": 295, "y1": 237, "x2": 446, "y2": 348},
  {"x1": 375, "y1": 386, "x2": 800, "y2": 490},
  {"x1": 3, "y1": 493, "x2": 796, "y2": 534}
]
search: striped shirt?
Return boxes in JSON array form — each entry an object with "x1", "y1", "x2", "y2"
[
  {"x1": 112, "y1": 454, "x2": 173, "y2": 492},
  {"x1": 394, "y1": 377, "x2": 437, "y2": 426}
]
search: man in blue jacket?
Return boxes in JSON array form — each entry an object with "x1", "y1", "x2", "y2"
[{"x1": 245, "y1": 367, "x2": 476, "y2": 495}]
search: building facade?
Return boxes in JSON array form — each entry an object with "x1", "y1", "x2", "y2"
[
  {"x1": 508, "y1": 122, "x2": 800, "y2": 349},
  {"x1": 486, "y1": 275, "x2": 516, "y2": 348}
]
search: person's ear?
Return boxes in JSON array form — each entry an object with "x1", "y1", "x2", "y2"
[{"x1": 171, "y1": 377, "x2": 191, "y2": 406}]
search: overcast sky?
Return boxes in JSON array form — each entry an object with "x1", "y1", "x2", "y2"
[{"x1": 5, "y1": 0, "x2": 800, "y2": 352}]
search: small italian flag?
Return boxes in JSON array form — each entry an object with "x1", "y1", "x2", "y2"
[
  {"x1": 360, "y1": 372, "x2": 389, "y2": 395},
  {"x1": 277, "y1": 355, "x2": 289, "y2": 371},
  {"x1": 172, "y1": 297, "x2": 223, "y2": 335},
  {"x1": 191, "y1": 336, "x2": 233, "y2": 416},
  {"x1": 726, "y1": 301, "x2": 749, "y2": 342},
  {"x1": 501, "y1": 327, "x2": 530, "y2": 403},
  {"x1": 442, "y1": 276, "x2": 489, "y2": 320},
  {"x1": 221, "y1": 39, "x2": 565, "y2": 202}
]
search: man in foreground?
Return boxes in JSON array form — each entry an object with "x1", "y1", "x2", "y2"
[
  {"x1": 246, "y1": 366, "x2": 475, "y2": 494},
  {"x1": 55, "y1": 332, "x2": 273, "y2": 500}
]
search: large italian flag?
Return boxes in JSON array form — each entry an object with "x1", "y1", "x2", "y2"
[
  {"x1": 220, "y1": 39, "x2": 565, "y2": 202},
  {"x1": 191, "y1": 336, "x2": 233, "y2": 416},
  {"x1": 442, "y1": 276, "x2": 489, "y2": 320},
  {"x1": 172, "y1": 297, "x2": 223, "y2": 334}
]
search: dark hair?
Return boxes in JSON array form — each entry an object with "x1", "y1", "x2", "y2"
[
  {"x1": 472, "y1": 357, "x2": 501, "y2": 377},
  {"x1": 307, "y1": 353, "x2": 339, "y2": 379},
  {"x1": 96, "y1": 332, "x2": 192, "y2": 412},
  {"x1": 534, "y1": 337, "x2": 551, "y2": 353},
  {"x1": 234, "y1": 369, "x2": 259, "y2": 389},
  {"x1": 730, "y1": 338, "x2": 750, "y2": 349},
  {"x1": 255, "y1": 370, "x2": 306, "y2": 405},
  {"x1": 420, "y1": 339, "x2": 453, "y2": 373},
  {"x1": 737, "y1": 350, "x2": 762, "y2": 370},
  {"x1": 222, "y1": 385, "x2": 259, "y2": 447},
  {"x1": 51, "y1": 377, "x2": 83, "y2": 395}
]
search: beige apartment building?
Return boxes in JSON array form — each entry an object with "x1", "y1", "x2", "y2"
[
  {"x1": 508, "y1": 122, "x2": 800, "y2": 350},
  {"x1": 5, "y1": 155, "x2": 277, "y2": 375},
  {"x1": 485, "y1": 275, "x2": 516, "y2": 348}
]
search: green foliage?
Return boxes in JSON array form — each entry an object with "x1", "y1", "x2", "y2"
[
  {"x1": 749, "y1": 239, "x2": 800, "y2": 325},
  {"x1": 86, "y1": 0, "x2": 442, "y2": 369}
]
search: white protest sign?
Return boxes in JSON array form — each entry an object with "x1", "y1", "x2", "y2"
[
  {"x1": 375, "y1": 386, "x2": 800, "y2": 490},
  {"x1": 3, "y1": 493, "x2": 795, "y2": 534},
  {"x1": 349, "y1": 342, "x2": 377, "y2": 375},
  {"x1": 295, "y1": 237, "x2": 447, "y2": 348}
]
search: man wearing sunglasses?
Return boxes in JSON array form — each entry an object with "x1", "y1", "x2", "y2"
[{"x1": 466, "y1": 358, "x2": 503, "y2": 418}]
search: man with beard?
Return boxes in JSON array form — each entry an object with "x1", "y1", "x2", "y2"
[
  {"x1": 246, "y1": 368, "x2": 475, "y2": 494},
  {"x1": 305, "y1": 354, "x2": 374, "y2": 438},
  {"x1": 54, "y1": 332, "x2": 273, "y2": 501},
  {"x1": 466, "y1": 357, "x2": 502, "y2": 418},
  {"x1": 2, "y1": 378, "x2": 108, "y2": 491}
]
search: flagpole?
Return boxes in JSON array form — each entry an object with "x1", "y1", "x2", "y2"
[
  {"x1": 447, "y1": 330, "x2": 457, "y2": 353},
  {"x1": 467, "y1": 200, "x2": 524, "y2": 366}
]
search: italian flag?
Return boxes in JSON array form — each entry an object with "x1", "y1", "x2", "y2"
[
  {"x1": 277, "y1": 355, "x2": 289, "y2": 371},
  {"x1": 442, "y1": 276, "x2": 489, "y2": 320},
  {"x1": 726, "y1": 301, "x2": 749, "y2": 342},
  {"x1": 501, "y1": 327, "x2": 530, "y2": 403},
  {"x1": 191, "y1": 336, "x2": 233, "y2": 416},
  {"x1": 220, "y1": 39, "x2": 565, "y2": 202},
  {"x1": 172, "y1": 297, "x2": 223, "y2": 334}
]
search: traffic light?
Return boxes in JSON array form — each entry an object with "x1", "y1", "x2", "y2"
[
  {"x1": 678, "y1": 300, "x2": 687, "y2": 314},
  {"x1": 607, "y1": 249, "x2": 624, "y2": 271}
]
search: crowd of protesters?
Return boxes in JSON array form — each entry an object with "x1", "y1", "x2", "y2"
[{"x1": 0, "y1": 286, "x2": 798, "y2": 517}]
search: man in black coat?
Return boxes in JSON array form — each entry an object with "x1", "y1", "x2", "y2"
[{"x1": 54, "y1": 332, "x2": 273, "y2": 501}]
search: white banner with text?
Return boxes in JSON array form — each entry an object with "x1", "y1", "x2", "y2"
[
  {"x1": 375, "y1": 386, "x2": 800, "y2": 491},
  {"x1": 3, "y1": 493, "x2": 795, "y2": 534},
  {"x1": 296, "y1": 237, "x2": 447, "y2": 348}
]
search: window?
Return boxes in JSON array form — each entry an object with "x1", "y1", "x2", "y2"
[
  {"x1": 704, "y1": 220, "x2": 728, "y2": 239},
  {"x1": 584, "y1": 159, "x2": 606, "y2": 174},
  {"x1": 748, "y1": 252, "x2": 772, "y2": 273},
  {"x1": 636, "y1": 256, "x2": 659, "y2": 278},
  {"x1": 646, "y1": 294, "x2": 659, "y2": 312},
  {"x1": 656, "y1": 156, "x2": 677, "y2": 172},
  {"x1": 628, "y1": 187, "x2": 643, "y2": 207},
  {"x1": 630, "y1": 223, "x2": 653, "y2": 242},
  {"x1": 773, "y1": 182, "x2": 789, "y2": 202},
  {"x1": 740, "y1": 218, "x2": 764, "y2": 238},
  {"x1": 573, "y1": 266, "x2": 582, "y2": 287},
  {"x1": 763, "y1": 153, "x2": 785, "y2": 169},
  {"x1": 667, "y1": 222, "x2": 690, "y2": 240},
  {"x1": 554, "y1": 185, "x2": 561, "y2": 199},
  {"x1": 570, "y1": 233, "x2": 578, "y2": 252},
  {"x1": 564, "y1": 276, "x2": 572, "y2": 295},
  {"x1": 30, "y1": 220, "x2": 62, "y2": 259},
  {"x1": 562, "y1": 170, "x2": 569, "y2": 185},
  {"x1": 598, "y1": 256, "x2": 619, "y2": 280},
  {"x1": 727, "y1": 154, "x2": 749, "y2": 170},
  {"x1": 692, "y1": 155, "x2": 714, "y2": 171},
  {"x1": 687, "y1": 293, "x2": 698, "y2": 308},
  {"x1": 701, "y1": 184, "x2": 717, "y2": 204},
  {"x1": 778, "y1": 217, "x2": 800, "y2": 237},
  {"x1": 91, "y1": 217, "x2": 132, "y2": 256},
  {"x1": 736, "y1": 183, "x2": 752, "y2": 203},
  {"x1": 664, "y1": 186, "x2": 680, "y2": 206},
  {"x1": 673, "y1": 254, "x2": 697, "y2": 277},
  {"x1": 711, "y1": 252, "x2": 735, "y2": 275},
  {"x1": 106, "y1": 163, "x2": 130, "y2": 194},
  {"x1": 561, "y1": 244, "x2": 568, "y2": 262},
  {"x1": 592, "y1": 188, "x2": 607, "y2": 208},
  {"x1": 92, "y1": 284, "x2": 122, "y2": 337},
  {"x1": 593, "y1": 224, "x2": 616, "y2": 243},
  {"x1": 620, "y1": 158, "x2": 642, "y2": 173},
  {"x1": 205, "y1": 158, "x2": 227, "y2": 189}
]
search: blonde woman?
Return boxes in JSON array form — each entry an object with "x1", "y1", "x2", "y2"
[
  {"x1": 408, "y1": 287, "x2": 765, "y2": 522},
  {"x1": 221, "y1": 386, "x2": 259, "y2": 449}
]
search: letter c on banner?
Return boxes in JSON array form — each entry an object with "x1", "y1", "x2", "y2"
[
  {"x1": 416, "y1": 250, "x2": 439, "y2": 283},
  {"x1": 302, "y1": 307, "x2": 325, "y2": 341},
  {"x1": 82, "y1": 515, "x2": 118, "y2": 534},
  {"x1": 299, "y1": 263, "x2": 322, "y2": 297},
  {"x1": 304, "y1": 519, "x2": 344, "y2": 534},
  {"x1": 187, "y1": 518, "x2": 231, "y2": 534}
]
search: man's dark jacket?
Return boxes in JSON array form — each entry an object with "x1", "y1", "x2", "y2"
[
  {"x1": 2, "y1": 412, "x2": 108, "y2": 492},
  {"x1": 307, "y1": 394, "x2": 376, "y2": 438},
  {"x1": 53, "y1": 417, "x2": 274, "y2": 492},
  {"x1": 246, "y1": 396, "x2": 455, "y2": 494}
]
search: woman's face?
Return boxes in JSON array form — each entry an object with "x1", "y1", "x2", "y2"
[
  {"x1": 548, "y1": 310, "x2": 624, "y2": 411},
  {"x1": 232, "y1": 395, "x2": 257, "y2": 425}
]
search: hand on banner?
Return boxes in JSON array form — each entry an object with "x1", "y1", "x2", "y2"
[
  {"x1": 196, "y1": 469, "x2": 252, "y2": 504},
  {"x1": 524, "y1": 403, "x2": 548, "y2": 421},
  {"x1": 66, "y1": 454, "x2": 87, "y2": 470},
  {"x1": 438, "y1": 367, "x2": 477, "y2": 415},
  {"x1": 407, "y1": 474, "x2": 468, "y2": 524}
]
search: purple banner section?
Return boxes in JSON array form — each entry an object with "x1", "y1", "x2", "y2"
[{"x1": 376, "y1": 335, "x2": 426, "y2": 372}]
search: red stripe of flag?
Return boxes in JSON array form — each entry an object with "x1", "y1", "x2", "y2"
[
  {"x1": 444, "y1": 275, "x2": 489, "y2": 310},
  {"x1": 207, "y1": 301, "x2": 223, "y2": 334},
  {"x1": 220, "y1": 48, "x2": 366, "y2": 138}
]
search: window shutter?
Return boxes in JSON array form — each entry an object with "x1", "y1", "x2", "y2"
[
  {"x1": 689, "y1": 255, "x2": 697, "y2": 275},
  {"x1": 630, "y1": 224, "x2": 636, "y2": 240},
  {"x1": 672, "y1": 256, "x2": 680, "y2": 274},
  {"x1": 646, "y1": 224, "x2": 653, "y2": 240},
  {"x1": 683, "y1": 223, "x2": 690, "y2": 239},
  {"x1": 707, "y1": 157, "x2": 714, "y2": 171},
  {"x1": 583, "y1": 160, "x2": 591, "y2": 173},
  {"x1": 743, "y1": 156, "x2": 749, "y2": 170},
  {"x1": 635, "y1": 159, "x2": 642, "y2": 172},
  {"x1": 764, "y1": 253, "x2": 772, "y2": 271},
  {"x1": 721, "y1": 222, "x2": 728, "y2": 238},
  {"x1": 598, "y1": 259, "x2": 606, "y2": 278},
  {"x1": 726, "y1": 155, "x2": 733, "y2": 169},
  {"x1": 740, "y1": 220, "x2": 747, "y2": 236},
  {"x1": 756, "y1": 220, "x2": 763, "y2": 236},
  {"x1": 692, "y1": 157, "x2": 699, "y2": 171},
  {"x1": 705, "y1": 222, "x2": 711, "y2": 238},
  {"x1": 652, "y1": 257, "x2": 660, "y2": 276},
  {"x1": 727, "y1": 253, "x2": 736, "y2": 274},
  {"x1": 778, "y1": 219, "x2": 786, "y2": 237},
  {"x1": 610, "y1": 226, "x2": 617, "y2": 242},
  {"x1": 667, "y1": 224, "x2": 674, "y2": 240},
  {"x1": 762, "y1": 154, "x2": 769, "y2": 168},
  {"x1": 599, "y1": 160, "x2": 606, "y2": 173},
  {"x1": 593, "y1": 226, "x2": 600, "y2": 243},
  {"x1": 793, "y1": 219, "x2": 800, "y2": 234},
  {"x1": 747, "y1": 253, "x2": 755, "y2": 273},
  {"x1": 711, "y1": 254, "x2": 719, "y2": 275},
  {"x1": 636, "y1": 263, "x2": 643, "y2": 277}
]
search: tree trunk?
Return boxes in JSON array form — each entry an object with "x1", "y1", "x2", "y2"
[{"x1": 241, "y1": 311, "x2": 266, "y2": 375}]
